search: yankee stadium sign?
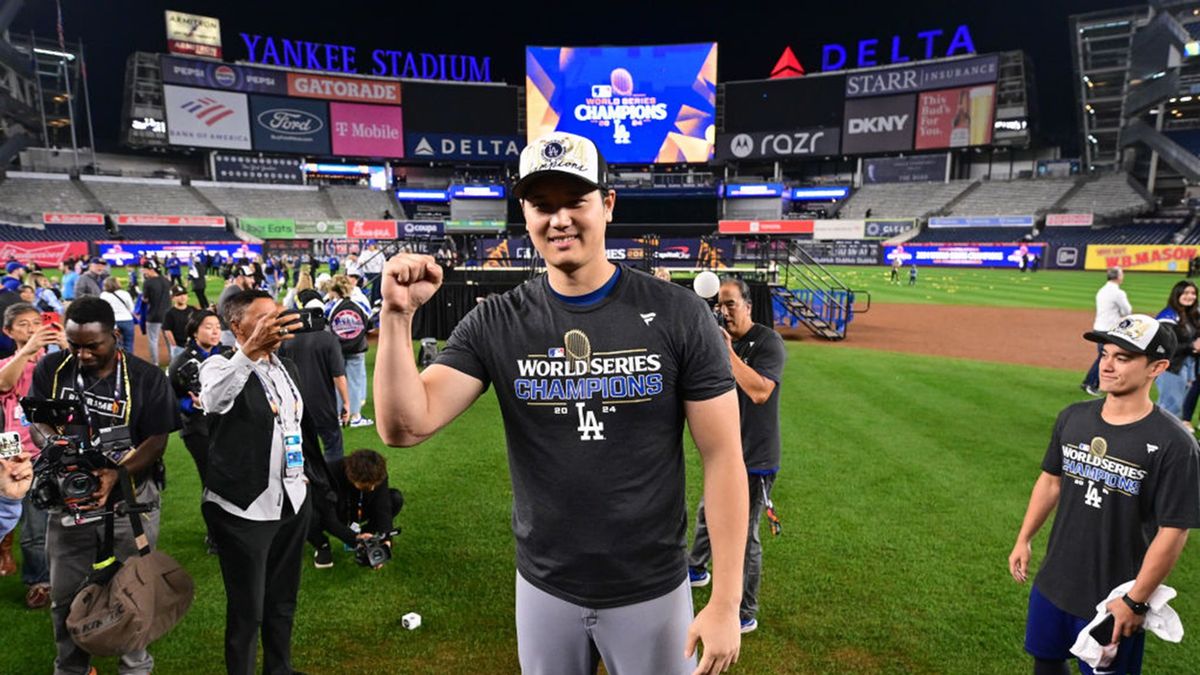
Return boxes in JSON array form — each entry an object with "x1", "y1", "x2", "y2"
[{"x1": 239, "y1": 33, "x2": 493, "y2": 82}]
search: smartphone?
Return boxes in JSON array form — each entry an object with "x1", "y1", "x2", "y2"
[
  {"x1": 1089, "y1": 614, "x2": 1117, "y2": 645},
  {"x1": 279, "y1": 308, "x2": 327, "y2": 334},
  {"x1": 41, "y1": 313, "x2": 60, "y2": 327},
  {"x1": 0, "y1": 431, "x2": 22, "y2": 459}
]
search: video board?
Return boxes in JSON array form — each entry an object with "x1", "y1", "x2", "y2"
[{"x1": 526, "y1": 43, "x2": 718, "y2": 163}]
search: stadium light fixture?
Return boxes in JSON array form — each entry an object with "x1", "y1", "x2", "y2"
[
  {"x1": 33, "y1": 48, "x2": 75, "y2": 61},
  {"x1": 1181, "y1": 96, "x2": 1194, "y2": 102}
]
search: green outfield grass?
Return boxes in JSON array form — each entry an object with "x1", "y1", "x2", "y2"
[
  {"x1": 1, "y1": 341, "x2": 1196, "y2": 674},
  {"x1": 821, "y1": 266, "x2": 1187, "y2": 313}
]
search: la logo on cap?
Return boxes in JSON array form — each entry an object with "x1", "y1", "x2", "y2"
[{"x1": 542, "y1": 141, "x2": 566, "y2": 159}]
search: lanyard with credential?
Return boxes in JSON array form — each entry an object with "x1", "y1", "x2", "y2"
[
  {"x1": 252, "y1": 359, "x2": 304, "y2": 478},
  {"x1": 252, "y1": 359, "x2": 303, "y2": 432},
  {"x1": 52, "y1": 352, "x2": 132, "y2": 428}
]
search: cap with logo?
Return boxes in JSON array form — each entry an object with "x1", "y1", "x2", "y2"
[
  {"x1": 89, "y1": 256, "x2": 107, "y2": 265},
  {"x1": 512, "y1": 132, "x2": 608, "y2": 199},
  {"x1": 238, "y1": 265, "x2": 256, "y2": 277},
  {"x1": 171, "y1": 286, "x2": 188, "y2": 296},
  {"x1": 1084, "y1": 314, "x2": 1176, "y2": 362}
]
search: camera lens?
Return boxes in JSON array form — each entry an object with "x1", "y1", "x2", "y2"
[{"x1": 61, "y1": 471, "x2": 98, "y2": 500}]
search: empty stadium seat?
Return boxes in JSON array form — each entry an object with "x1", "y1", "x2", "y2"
[
  {"x1": 194, "y1": 183, "x2": 333, "y2": 221},
  {"x1": 82, "y1": 176, "x2": 216, "y2": 216},
  {"x1": 1056, "y1": 173, "x2": 1154, "y2": 219},
  {"x1": 838, "y1": 181, "x2": 974, "y2": 219},
  {"x1": 947, "y1": 179, "x2": 1076, "y2": 217},
  {"x1": 325, "y1": 186, "x2": 395, "y2": 219}
]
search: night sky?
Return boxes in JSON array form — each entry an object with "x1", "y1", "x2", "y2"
[{"x1": 11, "y1": 0, "x2": 1135, "y2": 156}]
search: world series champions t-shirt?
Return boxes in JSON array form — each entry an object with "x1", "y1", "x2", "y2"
[
  {"x1": 732, "y1": 323, "x2": 787, "y2": 472},
  {"x1": 1034, "y1": 399, "x2": 1200, "y2": 619},
  {"x1": 435, "y1": 265, "x2": 735, "y2": 608}
]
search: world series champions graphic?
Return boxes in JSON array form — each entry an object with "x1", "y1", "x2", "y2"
[
  {"x1": 513, "y1": 328, "x2": 665, "y2": 442},
  {"x1": 526, "y1": 43, "x2": 718, "y2": 163},
  {"x1": 1061, "y1": 437, "x2": 1147, "y2": 509}
]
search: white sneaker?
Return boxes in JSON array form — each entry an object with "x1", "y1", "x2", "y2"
[{"x1": 350, "y1": 416, "x2": 374, "y2": 428}]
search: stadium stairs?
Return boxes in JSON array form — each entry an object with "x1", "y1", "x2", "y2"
[
  {"x1": 316, "y1": 187, "x2": 341, "y2": 220},
  {"x1": 930, "y1": 180, "x2": 981, "y2": 217},
  {"x1": 71, "y1": 178, "x2": 107, "y2": 214},
  {"x1": 769, "y1": 241, "x2": 866, "y2": 341}
]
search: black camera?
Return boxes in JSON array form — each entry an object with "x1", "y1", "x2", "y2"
[
  {"x1": 354, "y1": 527, "x2": 401, "y2": 568},
  {"x1": 21, "y1": 397, "x2": 132, "y2": 516},
  {"x1": 177, "y1": 358, "x2": 202, "y2": 394},
  {"x1": 29, "y1": 435, "x2": 109, "y2": 512},
  {"x1": 279, "y1": 308, "x2": 327, "y2": 334}
]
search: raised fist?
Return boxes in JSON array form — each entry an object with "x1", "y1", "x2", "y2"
[{"x1": 382, "y1": 254, "x2": 443, "y2": 316}]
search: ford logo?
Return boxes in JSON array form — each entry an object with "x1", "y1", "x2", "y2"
[
  {"x1": 213, "y1": 65, "x2": 237, "y2": 88},
  {"x1": 257, "y1": 109, "x2": 323, "y2": 135}
]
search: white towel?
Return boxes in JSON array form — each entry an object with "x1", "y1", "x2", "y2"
[{"x1": 1071, "y1": 581, "x2": 1184, "y2": 669}]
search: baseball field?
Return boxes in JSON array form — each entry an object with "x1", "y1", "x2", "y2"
[{"x1": 0, "y1": 267, "x2": 1196, "y2": 674}]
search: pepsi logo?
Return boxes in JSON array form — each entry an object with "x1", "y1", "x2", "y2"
[{"x1": 213, "y1": 65, "x2": 237, "y2": 88}]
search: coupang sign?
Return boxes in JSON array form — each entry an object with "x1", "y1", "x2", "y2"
[
  {"x1": 811, "y1": 25, "x2": 977, "y2": 72},
  {"x1": 239, "y1": 33, "x2": 492, "y2": 82}
]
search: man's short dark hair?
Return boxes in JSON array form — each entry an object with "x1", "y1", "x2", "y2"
[
  {"x1": 720, "y1": 277, "x2": 752, "y2": 306},
  {"x1": 222, "y1": 289, "x2": 273, "y2": 326},
  {"x1": 186, "y1": 310, "x2": 220, "y2": 339},
  {"x1": 344, "y1": 449, "x2": 388, "y2": 488},
  {"x1": 1107, "y1": 267, "x2": 1122, "y2": 281},
  {"x1": 3, "y1": 302, "x2": 39, "y2": 329},
  {"x1": 65, "y1": 296, "x2": 115, "y2": 331}
]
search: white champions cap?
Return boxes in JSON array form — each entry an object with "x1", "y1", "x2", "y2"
[{"x1": 513, "y1": 131, "x2": 608, "y2": 199}]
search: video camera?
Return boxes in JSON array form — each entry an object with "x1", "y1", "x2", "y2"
[
  {"x1": 176, "y1": 358, "x2": 202, "y2": 394},
  {"x1": 354, "y1": 527, "x2": 402, "y2": 568},
  {"x1": 21, "y1": 397, "x2": 134, "y2": 519}
]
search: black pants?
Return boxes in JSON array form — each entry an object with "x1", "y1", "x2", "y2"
[
  {"x1": 193, "y1": 284, "x2": 209, "y2": 309},
  {"x1": 202, "y1": 495, "x2": 311, "y2": 675}
]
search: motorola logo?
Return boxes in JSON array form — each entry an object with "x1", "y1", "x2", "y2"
[{"x1": 730, "y1": 134, "x2": 753, "y2": 159}]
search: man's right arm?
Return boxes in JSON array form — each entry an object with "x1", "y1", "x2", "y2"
[
  {"x1": 1008, "y1": 471, "x2": 1060, "y2": 582},
  {"x1": 199, "y1": 352, "x2": 255, "y2": 415},
  {"x1": 374, "y1": 254, "x2": 484, "y2": 447}
]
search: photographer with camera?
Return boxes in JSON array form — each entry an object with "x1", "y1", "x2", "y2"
[
  {"x1": 167, "y1": 309, "x2": 223, "y2": 551},
  {"x1": 27, "y1": 296, "x2": 178, "y2": 675},
  {"x1": 199, "y1": 290, "x2": 332, "y2": 675},
  {"x1": 0, "y1": 302, "x2": 68, "y2": 608},
  {"x1": 309, "y1": 448, "x2": 403, "y2": 570},
  {"x1": 687, "y1": 278, "x2": 787, "y2": 635}
]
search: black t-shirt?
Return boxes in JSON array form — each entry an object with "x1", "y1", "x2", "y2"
[
  {"x1": 161, "y1": 306, "x2": 197, "y2": 347},
  {"x1": 328, "y1": 299, "x2": 369, "y2": 356},
  {"x1": 143, "y1": 276, "x2": 172, "y2": 322},
  {"x1": 1034, "y1": 399, "x2": 1200, "y2": 618},
  {"x1": 733, "y1": 323, "x2": 787, "y2": 472},
  {"x1": 436, "y1": 265, "x2": 735, "y2": 608},
  {"x1": 29, "y1": 350, "x2": 179, "y2": 479},
  {"x1": 278, "y1": 330, "x2": 346, "y2": 428}
]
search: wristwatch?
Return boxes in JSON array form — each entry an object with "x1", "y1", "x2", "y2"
[{"x1": 1121, "y1": 593, "x2": 1150, "y2": 616}]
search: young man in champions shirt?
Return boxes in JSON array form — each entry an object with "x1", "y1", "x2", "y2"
[
  {"x1": 1009, "y1": 314, "x2": 1200, "y2": 675},
  {"x1": 375, "y1": 132, "x2": 749, "y2": 675}
]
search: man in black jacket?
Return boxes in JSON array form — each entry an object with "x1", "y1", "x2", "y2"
[
  {"x1": 309, "y1": 449, "x2": 403, "y2": 569},
  {"x1": 199, "y1": 290, "x2": 330, "y2": 675}
]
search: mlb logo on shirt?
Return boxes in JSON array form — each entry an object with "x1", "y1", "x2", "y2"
[{"x1": 548, "y1": 347, "x2": 565, "y2": 358}]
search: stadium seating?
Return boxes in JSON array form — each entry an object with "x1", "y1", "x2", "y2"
[
  {"x1": 111, "y1": 226, "x2": 236, "y2": 241},
  {"x1": 0, "y1": 222, "x2": 112, "y2": 242},
  {"x1": 82, "y1": 176, "x2": 216, "y2": 216},
  {"x1": 193, "y1": 183, "x2": 334, "y2": 221},
  {"x1": 1036, "y1": 223, "x2": 1177, "y2": 247},
  {"x1": 837, "y1": 181, "x2": 974, "y2": 219},
  {"x1": 0, "y1": 173, "x2": 97, "y2": 222},
  {"x1": 1055, "y1": 172, "x2": 1154, "y2": 219},
  {"x1": 946, "y1": 178, "x2": 1076, "y2": 216},
  {"x1": 909, "y1": 227, "x2": 1033, "y2": 243},
  {"x1": 325, "y1": 186, "x2": 395, "y2": 220}
]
